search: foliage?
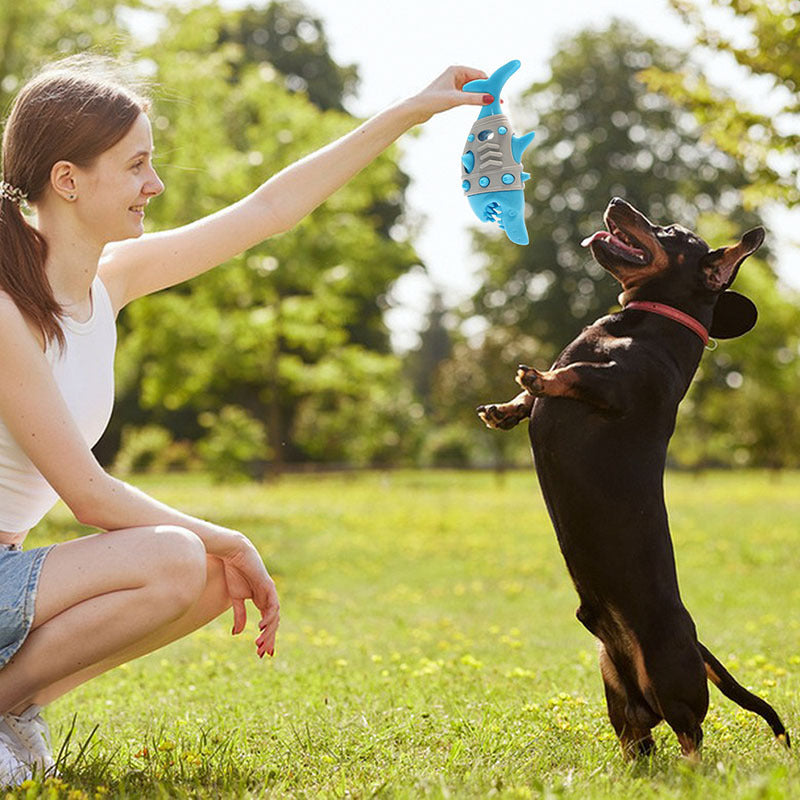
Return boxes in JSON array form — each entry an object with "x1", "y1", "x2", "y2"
[
  {"x1": 18, "y1": 470, "x2": 800, "y2": 798},
  {"x1": 670, "y1": 250, "x2": 800, "y2": 469},
  {"x1": 0, "y1": 0, "x2": 144, "y2": 115},
  {"x1": 106, "y1": 2, "x2": 418, "y2": 472},
  {"x1": 113, "y1": 423, "x2": 195, "y2": 474},
  {"x1": 431, "y1": 327, "x2": 541, "y2": 469},
  {"x1": 291, "y1": 348, "x2": 422, "y2": 466},
  {"x1": 217, "y1": 1, "x2": 359, "y2": 112},
  {"x1": 405, "y1": 291, "x2": 453, "y2": 414},
  {"x1": 197, "y1": 405, "x2": 269, "y2": 481},
  {"x1": 640, "y1": 0, "x2": 800, "y2": 208}
]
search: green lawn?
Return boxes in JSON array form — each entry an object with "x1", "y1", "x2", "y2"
[{"x1": 14, "y1": 469, "x2": 800, "y2": 799}]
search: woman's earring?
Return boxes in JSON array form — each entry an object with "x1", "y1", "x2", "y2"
[{"x1": 68, "y1": 194, "x2": 76, "y2": 201}]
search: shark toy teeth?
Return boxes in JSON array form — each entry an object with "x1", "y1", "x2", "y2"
[{"x1": 460, "y1": 60, "x2": 534, "y2": 245}]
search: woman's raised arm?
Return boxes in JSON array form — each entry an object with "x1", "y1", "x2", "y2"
[{"x1": 99, "y1": 66, "x2": 488, "y2": 312}]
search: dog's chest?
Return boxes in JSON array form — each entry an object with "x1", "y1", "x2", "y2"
[{"x1": 553, "y1": 323, "x2": 634, "y2": 369}]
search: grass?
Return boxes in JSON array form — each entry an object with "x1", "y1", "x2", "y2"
[{"x1": 9, "y1": 469, "x2": 800, "y2": 798}]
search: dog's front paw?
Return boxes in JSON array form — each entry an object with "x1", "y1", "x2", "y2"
[
  {"x1": 516, "y1": 364, "x2": 544, "y2": 394},
  {"x1": 477, "y1": 396, "x2": 532, "y2": 430}
]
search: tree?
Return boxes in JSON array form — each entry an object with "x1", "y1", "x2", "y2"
[
  {"x1": 107, "y1": 2, "x2": 420, "y2": 474},
  {"x1": 176, "y1": 1, "x2": 413, "y2": 352},
  {"x1": 467, "y1": 20, "x2": 762, "y2": 361},
  {"x1": 406, "y1": 290, "x2": 453, "y2": 413},
  {"x1": 623, "y1": 3, "x2": 800, "y2": 468},
  {"x1": 0, "y1": 0, "x2": 144, "y2": 114},
  {"x1": 2, "y1": 1, "x2": 426, "y2": 475},
  {"x1": 668, "y1": 218, "x2": 800, "y2": 469},
  {"x1": 430, "y1": 326, "x2": 542, "y2": 470},
  {"x1": 640, "y1": 0, "x2": 800, "y2": 208},
  {"x1": 217, "y1": 1, "x2": 359, "y2": 113}
]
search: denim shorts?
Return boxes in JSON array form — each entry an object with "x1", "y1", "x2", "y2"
[{"x1": 0, "y1": 542, "x2": 55, "y2": 670}]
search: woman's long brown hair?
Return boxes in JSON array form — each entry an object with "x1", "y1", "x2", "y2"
[{"x1": 1, "y1": 55, "x2": 149, "y2": 350}]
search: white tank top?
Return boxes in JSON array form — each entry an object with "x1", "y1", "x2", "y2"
[{"x1": 0, "y1": 276, "x2": 116, "y2": 532}]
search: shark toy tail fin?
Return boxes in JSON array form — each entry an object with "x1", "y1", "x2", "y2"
[{"x1": 463, "y1": 59, "x2": 521, "y2": 118}]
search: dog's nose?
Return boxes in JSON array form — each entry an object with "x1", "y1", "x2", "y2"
[{"x1": 607, "y1": 196, "x2": 638, "y2": 216}]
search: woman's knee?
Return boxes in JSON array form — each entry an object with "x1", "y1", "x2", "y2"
[{"x1": 150, "y1": 526, "x2": 208, "y2": 608}]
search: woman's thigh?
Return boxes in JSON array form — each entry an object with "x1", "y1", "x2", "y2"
[{"x1": 32, "y1": 525, "x2": 207, "y2": 630}]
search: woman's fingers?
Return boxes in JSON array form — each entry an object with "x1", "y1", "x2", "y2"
[
  {"x1": 255, "y1": 579, "x2": 280, "y2": 657},
  {"x1": 231, "y1": 597, "x2": 247, "y2": 635},
  {"x1": 255, "y1": 615, "x2": 278, "y2": 658},
  {"x1": 437, "y1": 65, "x2": 488, "y2": 92},
  {"x1": 409, "y1": 66, "x2": 494, "y2": 121}
]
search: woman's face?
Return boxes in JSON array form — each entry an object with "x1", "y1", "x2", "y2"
[{"x1": 76, "y1": 112, "x2": 164, "y2": 243}]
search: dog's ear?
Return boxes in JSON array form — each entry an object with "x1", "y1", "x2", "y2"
[
  {"x1": 709, "y1": 291, "x2": 758, "y2": 339},
  {"x1": 701, "y1": 226, "x2": 765, "y2": 292}
]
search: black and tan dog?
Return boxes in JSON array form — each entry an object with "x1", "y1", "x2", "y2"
[{"x1": 478, "y1": 197, "x2": 789, "y2": 759}]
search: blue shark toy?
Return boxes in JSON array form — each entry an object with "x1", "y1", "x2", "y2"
[{"x1": 461, "y1": 60, "x2": 534, "y2": 245}]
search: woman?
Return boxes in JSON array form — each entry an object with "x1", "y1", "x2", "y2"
[{"x1": 0, "y1": 55, "x2": 489, "y2": 784}]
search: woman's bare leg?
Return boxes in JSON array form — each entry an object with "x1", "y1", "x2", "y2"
[
  {"x1": 0, "y1": 525, "x2": 214, "y2": 715},
  {"x1": 26, "y1": 554, "x2": 232, "y2": 709}
]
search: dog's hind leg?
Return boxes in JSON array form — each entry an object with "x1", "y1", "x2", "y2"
[
  {"x1": 598, "y1": 643, "x2": 656, "y2": 759},
  {"x1": 647, "y1": 643, "x2": 709, "y2": 761}
]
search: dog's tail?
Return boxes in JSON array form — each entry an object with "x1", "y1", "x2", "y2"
[{"x1": 699, "y1": 641, "x2": 790, "y2": 748}]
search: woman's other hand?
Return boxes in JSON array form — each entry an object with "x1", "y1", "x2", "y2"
[{"x1": 217, "y1": 532, "x2": 280, "y2": 658}]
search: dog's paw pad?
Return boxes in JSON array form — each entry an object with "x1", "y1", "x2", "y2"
[
  {"x1": 516, "y1": 365, "x2": 543, "y2": 392},
  {"x1": 477, "y1": 404, "x2": 498, "y2": 428}
]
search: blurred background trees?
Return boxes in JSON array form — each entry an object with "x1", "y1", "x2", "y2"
[
  {"x1": 639, "y1": 0, "x2": 800, "y2": 468},
  {"x1": 1, "y1": 1, "x2": 798, "y2": 476},
  {"x1": 641, "y1": 0, "x2": 800, "y2": 209},
  {"x1": 107, "y1": 2, "x2": 419, "y2": 477}
]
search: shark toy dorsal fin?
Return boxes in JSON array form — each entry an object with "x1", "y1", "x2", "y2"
[{"x1": 462, "y1": 59, "x2": 521, "y2": 119}]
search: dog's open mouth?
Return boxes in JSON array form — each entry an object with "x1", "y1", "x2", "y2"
[{"x1": 581, "y1": 221, "x2": 650, "y2": 265}]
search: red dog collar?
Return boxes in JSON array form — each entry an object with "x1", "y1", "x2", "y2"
[{"x1": 624, "y1": 301, "x2": 710, "y2": 346}]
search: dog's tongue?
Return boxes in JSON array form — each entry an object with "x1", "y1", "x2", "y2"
[{"x1": 581, "y1": 231, "x2": 609, "y2": 248}]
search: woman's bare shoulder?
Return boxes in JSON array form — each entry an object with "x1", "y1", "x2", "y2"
[{"x1": 0, "y1": 290, "x2": 47, "y2": 351}]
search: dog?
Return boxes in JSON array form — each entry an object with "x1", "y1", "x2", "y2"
[{"x1": 477, "y1": 197, "x2": 789, "y2": 759}]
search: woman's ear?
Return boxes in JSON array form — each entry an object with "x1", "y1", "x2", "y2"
[
  {"x1": 49, "y1": 160, "x2": 78, "y2": 201},
  {"x1": 709, "y1": 291, "x2": 758, "y2": 339}
]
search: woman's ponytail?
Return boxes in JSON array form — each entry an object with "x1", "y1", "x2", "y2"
[{"x1": 0, "y1": 192, "x2": 64, "y2": 349}]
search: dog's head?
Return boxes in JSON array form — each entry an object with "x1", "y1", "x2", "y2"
[{"x1": 581, "y1": 197, "x2": 763, "y2": 338}]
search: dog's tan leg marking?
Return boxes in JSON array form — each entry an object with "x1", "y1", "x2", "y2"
[
  {"x1": 516, "y1": 362, "x2": 619, "y2": 406},
  {"x1": 677, "y1": 732, "x2": 702, "y2": 762},
  {"x1": 477, "y1": 391, "x2": 534, "y2": 430},
  {"x1": 598, "y1": 643, "x2": 656, "y2": 759}
]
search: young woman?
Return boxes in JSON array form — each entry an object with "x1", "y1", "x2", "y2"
[{"x1": 0, "y1": 55, "x2": 488, "y2": 784}]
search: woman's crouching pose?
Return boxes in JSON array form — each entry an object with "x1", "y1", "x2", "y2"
[{"x1": 0, "y1": 55, "x2": 489, "y2": 785}]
